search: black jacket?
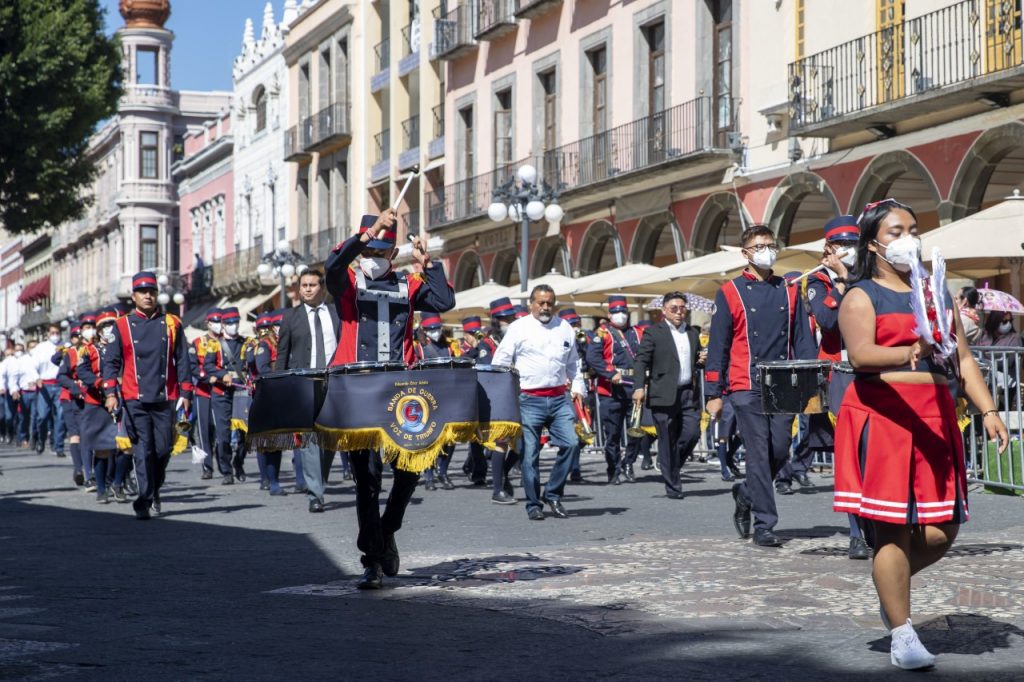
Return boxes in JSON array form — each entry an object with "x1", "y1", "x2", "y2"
[
  {"x1": 632, "y1": 321, "x2": 702, "y2": 408},
  {"x1": 275, "y1": 303, "x2": 341, "y2": 371}
]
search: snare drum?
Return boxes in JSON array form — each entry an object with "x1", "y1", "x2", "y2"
[
  {"x1": 475, "y1": 365, "x2": 522, "y2": 445},
  {"x1": 757, "y1": 360, "x2": 831, "y2": 414},
  {"x1": 414, "y1": 356, "x2": 475, "y2": 370},
  {"x1": 247, "y1": 368, "x2": 327, "y2": 450},
  {"x1": 333, "y1": 361, "x2": 407, "y2": 374},
  {"x1": 828, "y1": 361, "x2": 856, "y2": 417}
]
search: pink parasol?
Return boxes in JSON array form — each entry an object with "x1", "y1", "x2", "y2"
[{"x1": 976, "y1": 284, "x2": 1024, "y2": 314}]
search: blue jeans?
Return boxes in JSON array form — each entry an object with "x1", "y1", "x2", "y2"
[
  {"x1": 16, "y1": 391, "x2": 36, "y2": 444},
  {"x1": 35, "y1": 384, "x2": 65, "y2": 453},
  {"x1": 519, "y1": 393, "x2": 580, "y2": 513}
]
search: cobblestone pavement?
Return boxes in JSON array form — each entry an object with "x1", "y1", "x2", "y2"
[{"x1": 1, "y1": 442, "x2": 1023, "y2": 680}]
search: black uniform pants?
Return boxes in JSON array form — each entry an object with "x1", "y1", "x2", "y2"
[
  {"x1": 349, "y1": 449, "x2": 420, "y2": 568},
  {"x1": 194, "y1": 395, "x2": 215, "y2": 473},
  {"x1": 651, "y1": 385, "x2": 700, "y2": 494},
  {"x1": 598, "y1": 386, "x2": 641, "y2": 476},
  {"x1": 730, "y1": 389, "x2": 793, "y2": 532},
  {"x1": 123, "y1": 400, "x2": 174, "y2": 505},
  {"x1": 211, "y1": 393, "x2": 233, "y2": 475}
]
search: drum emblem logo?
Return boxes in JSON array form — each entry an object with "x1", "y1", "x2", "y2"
[{"x1": 395, "y1": 394, "x2": 430, "y2": 434}]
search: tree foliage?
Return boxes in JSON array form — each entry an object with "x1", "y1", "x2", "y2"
[{"x1": 0, "y1": 0, "x2": 122, "y2": 235}]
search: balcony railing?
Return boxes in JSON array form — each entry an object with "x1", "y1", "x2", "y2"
[
  {"x1": 402, "y1": 211, "x2": 421, "y2": 236},
  {"x1": 541, "y1": 95, "x2": 722, "y2": 191},
  {"x1": 374, "y1": 37, "x2": 391, "y2": 74},
  {"x1": 788, "y1": 0, "x2": 1018, "y2": 133},
  {"x1": 183, "y1": 265, "x2": 214, "y2": 302},
  {"x1": 212, "y1": 247, "x2": 263, "y2": 294},
  {"x1": 402, "y1": 23, "x2": 418, "y2": 57},
  {"x1": 432, "y1": 104, "x2": 445, "y2": 139},
  {"x1": 309, "y1": 102, "x2": 351, "y2": 151},
  {"x1": 375, "y1": 129, "x2": 391, "y2": 163},
  {"x1": 431, "y1": 3, "x2": 477, "y2": 60},
  {"x1": 476, "y1": 0, "x2": 516, "y2": 40},
  {"x1": 514, "y1": 0, "x2": 562, "y2": 20},
  {"x1": 284, "y1": 122, "x2": 313, "y2": 161},
  {"x1": 294, "y1": 229, "x2": 338, "y2": 264},
  {"x1": 401, "y1": 115, "x2": 420, "y2": 151},
  {"x1": 427, "y1": 96, "x2": 731, "y2": 228}
]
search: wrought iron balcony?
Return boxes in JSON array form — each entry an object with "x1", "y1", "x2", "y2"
[
  {"x1": 296, "y1": 229, "x2": 338, "y2": 264},
  {"x1": 211, "y1": 247, "x2": 263, "y2": 295},
  {"x1": 514, "y1": 0, "x2": 562, "y2": 20},
  {"x1": 402, "y1": 211, "x2": 421, "y2": 235},
  {"x1": 371, "y1": 129, "x2": 391, "y2": 183},
  {"x1": 284, "y1": 122, "x2": 312, "y2": 162},
  {"x1": 428, "y1": 104, "x2": 445, "y2": 159},
  {"x1": 427, "y1": 156, "x2": 529, "y2": 228},
  {"x1": 401, "y1": 23, "x2": 418, "y2": 57},
  {"x1": 374, "y1": 37, "x2": 390, "y2": 74},
  {"x1": 308, "y1": 102, "x2": 351, "y2": 152},
  {"x1": 788, "y1": 0, "x2": 1024, "y2": 138},
  {"x1": 431, "y1": 3, "x2": 478, "y2": 60},
  {"x1": 183, "y1": 265, "x2": 214, "y2": 303},
  {"x1": 476, "y1": 0, "x2": 516, "y2": 41},
  {"x1": 401, "y1": 115, "x2": 420, "y2": 152}
]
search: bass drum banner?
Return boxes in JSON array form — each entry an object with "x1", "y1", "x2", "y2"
[{"x1": 247, "y1": 369, "x2": 327, "y2": 451}]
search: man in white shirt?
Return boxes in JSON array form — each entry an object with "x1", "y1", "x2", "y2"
[
  {"x1": 32, "y1": 324, "x2": 66, "y2": 456},
  {"x1": 8, "y1": 343, "x2": 39, "y2": 449},
  {"x1": 493, "y1": 285, "x2": 586, "y2": 521},
  {"x1": 0, "y1": 347, "x2": 14, "y2": 444}
]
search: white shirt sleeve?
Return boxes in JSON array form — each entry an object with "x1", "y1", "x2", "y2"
[{"x1": 491, "y1": 324, "x2": 518, "y2": 368}]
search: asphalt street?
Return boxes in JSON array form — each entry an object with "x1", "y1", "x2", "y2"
[{"x1": 1, "y1": 442, "x2": 1023, "y2": 681}]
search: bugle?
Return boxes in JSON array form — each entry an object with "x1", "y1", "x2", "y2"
[
  {"x1": 626, "y1": 400, "x2": 645, "y2": 438},
  {"x1": 572, "y1": 394, "x2": 595, "y2": 440}
]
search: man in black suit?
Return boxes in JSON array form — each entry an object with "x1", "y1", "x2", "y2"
[
  {"x1": 275, "y1": 269, "x2": 341, "y2": 512},
  {"x1": 631, "y1": 292, "x2": 703, "y2": 499}
]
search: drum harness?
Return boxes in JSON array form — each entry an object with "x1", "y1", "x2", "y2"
[{"x1": 355, "y1": 268, "x2": 409, "y2": 362}]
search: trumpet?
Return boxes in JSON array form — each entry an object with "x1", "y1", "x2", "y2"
[
  {"x1": 474, "y1": 330, "x2": 487, "y2": 340},
  {"x1": 572, "y1": 394, "x2": 595, "y2": 440},
  {"x1": 626, "y1": 400, "x2": 646, "y2": 438},
  {"x1": 176, "y1": 417, "x2": 192, "y2": 436},
  {"x1": 575, "y1": 329, "x2": 588, "y2": 344}
]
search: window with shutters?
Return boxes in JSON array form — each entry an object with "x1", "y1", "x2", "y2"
[
  {"x1": 493, "y1": 88, "x2": 513, "y2": 171},
  {"x1": 140, "y1": 131, "x2": 158, "y2": 179},
  {"x1": 712, "y1": 0, "x2": 733, "y2": 143},
  {"x1": 140, "y1": 225, "x2": 158, "y2": 270}
]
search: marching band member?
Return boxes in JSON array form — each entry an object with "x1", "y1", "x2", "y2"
[
  {"x1": 190, "y1": 309, "x2": 223, "y2": 481},
  {"x1": 102, "y1": 272, "x2": 194, "y2": 520},
  {"x1": 250, "y1": 312, "x2": 287, "y2": 496},
  {"x1": 833, "y1": 200, "x2": 1007, "y2": 670},
  {"x1": 586, "y1": 296, "x2": 641, "y2": 485},
  {"x1": 203, "y1": 307, "x2": 242, "y2": 485},
  {"x1": 219, "y1": 306, "x2": 250, "y2": 482},
  {"x1": 705, "y1": 225, "x2": 817, "y2": 548},
  {"x1": 77, "y1": 309, "x2": 119, "y2": 503},
  {"x1": 559, "y1": 308, "x2": 596, "y2": 481},
  {"x1": 324, "y1": 210, "x2": 455, "y2": 589},
  {"x1": 55, "y1": 325, "x2": 86, "y2": 486},
  {"x1": 415, "y1": 314, "x2": 460, "y2": 492}
]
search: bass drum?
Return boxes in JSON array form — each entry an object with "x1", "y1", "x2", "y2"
[
  {"x1": 247, "y1": 368, "x2": 327, "y2": 450},
  {"x1": 475, "y1": 365, "x2": 522, "y2": 446}
]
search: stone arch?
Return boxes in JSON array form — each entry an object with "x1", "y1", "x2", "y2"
[
  {"x1": 847, "y1": 150, "x2": 943, "y2": 229},
  {"x1": 763, "y1": 172, "x2": 840, "y2": 246},
  {"x1": 691, "y1": 192, "x2": 754, "y2": 254},
  {"x1": 531, "y1": 236, "x2": 572, "y2": 277},
  {"x1": 949, "y1": 122, "x2": 1024, "y2": 220},
  {"x1": 491, "y1": 248, "x2": 520, "y2": 287},
  {"x1": 630, "y1": 211, "x2": 685, "y2": 266},
  {"x1": 453, "y1": 250, "x2": 484, "y2": 291},
  {"x1": 577, "y1": 220, "x2": 624, "y2": 276}
]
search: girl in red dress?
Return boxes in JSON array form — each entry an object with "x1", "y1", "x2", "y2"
[{"x1": 834, "y1": 199, "x2": 1008, "y2": 670}]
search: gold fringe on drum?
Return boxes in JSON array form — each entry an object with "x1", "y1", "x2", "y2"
[
  {"x1": 479, "y1": 421, "x2": 523, "y2": 450},
  {"x1": 247, "y1": 430, "x2": 319, "y2": 452},
  {"x1": 315, "y1": 422, "x2": 481, "y2": 473}
]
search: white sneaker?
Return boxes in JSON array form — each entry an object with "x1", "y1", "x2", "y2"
[{"x1": 890, "y1": 619, "x2": 936, "y2": 670}]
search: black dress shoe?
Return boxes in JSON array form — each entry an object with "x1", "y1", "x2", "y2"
[
  {"x1": 269, "y1": 487, "x2": 287, "y2": 497},
  {"x1": 721, "y1": 472, "x2": 736, "y2": 482},
  {"x1": 728, "y1": 464, "x2": 745, "y2": 479},
  {"x1": 200, "y1": 470, "x2": 213, "y2": 480},
  {"x1": 55, "y1": 451, "x2": 66, "y2": 458},
  {"x1": 73, "y1": 471, "x2": 85, "y2": 487},
  {"x1": 775, "y1": 480, "x2": 794, "y2": 495},
  {"x1": 381, "y1": 534, "x2": 400, "y2": 576},
  {"x1": 152, "y1": 494, "x2": 161, "y2": 516},
  {"x1": 608, "y1": 472, "x2": 622, "y2": 485},
  {"x1": 132, "y1": 499, "x2": 151, "y2": 520},
  {"x1": 357, "y1": 564, "x2": 383, "y2": 590},
  {"x1": 623, "y1": 464, "x2": 636, "y2": 482},
  {"x1": 424, "y1": 477, "x2": 437, "y2": 491},
  {"x1": 471, "y1": 478, "x2": 487, "y2": 486},
  {"x1": 640, "y1": 458, "x2": 653, "y2": 471},
  {"x1": 440, "y1": 474, "x2": 455, "y2": 490},
  {"x1": 569, "y1": 472, "x2": 584, "y2": 483},
  {"x1": 795, "y1": 472, "x2": 813, "y2": 488},
  {"x1": 666, "y1": 490, "x2": 685, "y2": 500},
  {"x1": 491, "y1": 491, "x2": 517, "y2": 505},
  {"x1": 309, "y1": 498, "x2": 325, "y2": 513},
  {"x1": 294, "y1": 485, "x2": 309, "y2": 494},
  {"x1": 541, "y1": 495, "x2": 568, "y2": 519},
  {"x1": 848, "y1": 536, "x2": 871, "y2": 560},
  {"x1": 235, "y1": 469, "x2": 247, "y2": 483},
  {"x1": 753, "y1": 529, "x2": 783, "y2": 547},
  {"x1": 732, "y1": 483, "x2": 751, "y2": 539},
  {"x1": 527, "y1": 507, "x2": 545, "y2": 521},
  {"x1": 221, "y1": 475, "x2": 234, "y2": 486},
  {"x1": 35, "y1": 440, "x2": 45, "y2": 454}
]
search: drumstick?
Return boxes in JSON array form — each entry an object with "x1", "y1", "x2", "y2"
[
  {"x1": 787, "y1": 247, "x2": 854, "y2": 286},
  {"x1": 392, "y1": 164, "x2": 420, "y2": 212}
]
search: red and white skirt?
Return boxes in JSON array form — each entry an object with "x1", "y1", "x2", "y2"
[{"x1": 832, "y1": 380, "x2": 968, "y2": 525}]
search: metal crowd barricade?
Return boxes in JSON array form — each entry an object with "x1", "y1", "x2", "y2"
[{"x1": 965, "y1": 346, "x2": 1024, "y2": 493}]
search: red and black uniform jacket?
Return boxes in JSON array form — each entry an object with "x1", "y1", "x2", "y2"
[
  {"x1": 101, "y1": 310, "x2": 194, "y2": 403},
  {"x1": 806, "y1": 271, "x2": 844, "y2": 362},
  {"x1": 253, "y1": 338, "x2": 278, "y2": 377},
  {"x1": 461, "y1": 333, "x2": 498, "y2": 363},
  {"x1": 76, "y1": 343, "x2": 107, "y2": 406},
  {"x1": 585, "y1": 324, "x2": 638, "y2": 397},
  {"x1": 705, "y1": 270, "x2": 818, "y2": 398},
  {"x1": 325, "y1": 234, "x2": 455, "y2": 366},
  {"x1": 54, "y1": 347, "x2": 81, "y2": 402}
]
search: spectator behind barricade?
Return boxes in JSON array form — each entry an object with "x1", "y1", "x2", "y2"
[
  {"x1": 978, "y1": 311, "x2": 1021, "y2": 347},
  {"x1": 956, "y1": 286, "x2": 982, "y2": 345}
]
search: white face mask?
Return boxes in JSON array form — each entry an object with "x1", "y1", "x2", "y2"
[
  {"x1": 426, "y1": 330, "x2": 442, "y2": 342},
  {"x1": 208, "y1": 322, "x2": 222, "y2": 335},
  {"x1": 358, "y1": 256, "x2": 390, "y2": 279},
  {"x1": 224, "y1": 323, "x2": 238, "y2": 337},
  {"x1": 48, "y1": 334, "x2": 60, "y2": 345},
  {"x1": 837, "y1": 247, "x2": 857, "y2": 268},
  {"x1": 14, "y1": 350, "x2": 24, "y2": 358},
  {"x1": 874, "y1": 235, "x2": 921, "y2": 272},
  {"x1": 749, "y1": 249, "x2": 777, "y2": 270},
  {"x1": 81, "y1": 328, "x2": 96, "y2": 341},
  {"x1": 100, "y1": 327, "x2": 116, "y2": 344},
  {"x1": 610, "y1": 312, "x2": 628, "y2": 328},
  {"x1": 998, "y1": 321, "x2": 1013, "y2": 335},
  {"x1": 498, "y1": 321, "x2": 510, "y2": 334}
]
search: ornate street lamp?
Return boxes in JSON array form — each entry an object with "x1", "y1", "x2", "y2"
[
  {"x1": 155, "y1": 273, "x2": 186, "y2": 311},
  {"x1": 256, "y1": 239, "x2": 307, "y2": 308},
  {"x1": 487, "y1": 164, "x2": 564, "y2": 294}
]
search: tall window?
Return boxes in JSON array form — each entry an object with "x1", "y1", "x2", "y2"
[
  {"x1": 540, "y1": 70, "x2": 557, "y2": 151},
  {"x1": 589, "y1": 47, "x2": 607, "y2": 133},
  {"x1": 319, "y1": 47, "x2": 332, "y2": 108},
  {"x1": 712, "y1": 1, "x2": 733, "y2": 142},
  {"x1": 876, "y1": 0, "x2": 905, "y2": 101},
  {"x1": 136, "y1": 47, "x2": 158, "y2": 85},
  {"x1": 645, "y1": 22, "x2": 665, "y2": 116},
  {"x1": 140, "y1": 131, "x2": 158, "y2": 179},
  {"x1": 493, "y1": 88, "x2": 513, "y2": 170},
  {"x1": 254, "y1": 86, "x2": 267, "y2": 133},
  {"x1": 459, "y1": 105, "x2": 474, "y2": 178},
  {"x1": 333, "y1": 158, "x2": 348, "y2": 234},
  {"x1": 795, "y1": 0, "x2": 805, "y2": 59},
  {"x1": 317, "y1": 167, "x2": 330, "y2": 231},
  {"x1": 140, "y1": 225, "x2": 158, "y2": 270},
  {"x1": 299, "y1": 62, "x2": 311, "y2": 122},
  {"x1": 268, "y1": 183, "x2": 276, "y2": 245},
  {"x1": 298, "y1": 169, "x2": 310, "y2": 237}
]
